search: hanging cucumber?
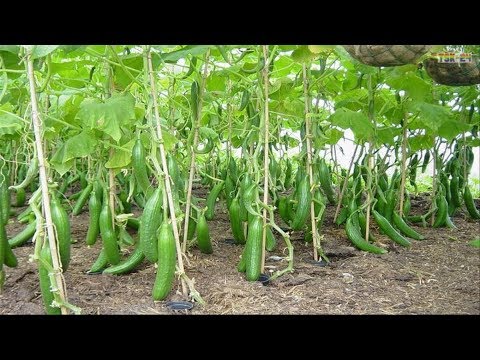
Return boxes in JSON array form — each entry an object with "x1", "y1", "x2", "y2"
[
  {"x1": 88, "y1": 248, "x2": 109, "y2": 273},
  {"x1": 229, "y1": 197, "x2": 246, "y2": 244},
  {"x1": 72, "y1": 183, "x2": 93, "y2": 215},
  {"x1": 132, "y1": 137, "x2": 152, "y2": 198},
  {"x1": 345, "y1": 215, "x2": 387, "y2": 254},
  {"x1": 205, "y1": 180, "x2": 225, "y2": 221},
  {"x1": 38, "y1": 246, "x2": 61, "y2": 315},
  {"x1": 99, "y1": 191, "x2": 120, "y2": 265},
  {"x1": 197, "y1": 210, "x2": 213, "y2": 254},
  {"x1": 13, "y1": 188, "x2": 26, "y2": 207},
  {"x1": 392, "y1": 212, "x2": 425, "y2": 240},
  {"x1": 152, "y1": 222, "x2": 177, "y2": 300},
  {"x1": 139, "y1": 187, "x2": 163, "y2": 263},
  {"x1": 372, "y1": 210, "x2": 411, "y2": 247},
  {"x1": 318, "y1": 159, "x2": 336, "y2": 204},
  {"x1": 50, "y1": 192, "x2": 71, "y2": 271},
  {"x1": 245, "y1": 215, "x2": 263, "y2": 281},
  {"x1": 9, "y1": 156, "x2": 38, "y2": 191},
  {"x1": 85, "y1": 190, "x2": 102, "y2": 246},
  {"x1": 291, "y1": 176, "x2": 311, "y2": 231}
]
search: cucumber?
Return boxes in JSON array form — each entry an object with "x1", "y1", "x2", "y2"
[
  {"x1": 205, "y1": 180, "x2": 225, "y2": 221},
  {"x1": 345, "y1": 215, "x2": 387, "y2": 254},
  {"x1": 72, "y1": 183, "x2": 93, "y2": 215},
  {"x1": 10, "y1": 157, "x2": 38, "y2": 191},
  {"x1": 197, "y1": 211, "x2": 213, "y2": 254},
  {"x1": 278, "y1": 195, "x2": 291, "y2": 226},
  {"x1": 187, "y1": 216, "x2": 197, "y2": 241},
  {"x1": 433, "y1": 195, "x2": 448, "y2": 228},
  {"x1": 372, "y1": 210, "x2": 411, "y2": 247},
  {"x1": 266, "y1": 226, "x2": 276, "y2": 252},
  {"x1": 103, "y1": 245, "x2": 145, "y2": 275},
  {"x1": 9, "y1": 220, "x2": 37, "y2": 248},
  {"x1": 132, "y1": 138, "x2": 152, "y2": 198},
  {"x1": 99, "y1": 192, "x2": 120, "y2": 265},
  {"x1": 228, "y1": 197, "x2": 245, "y2": 244},
  {"x1": 291, "y1": 176, "x2": 311, "y2": 231},
  {"x1": 88, "y1": 248, "x2": 109, "y2": 273},
  {"x1": 50, "y1": 192, "x2": 71, "y2": 271},
  {"x1": 126, "y1": 217, "x2": 140, "y2": 231},
  {"x1": 139, "y1": 187, "x2": 163, "y2": 262},
  {"x1": 14, "y1": 188, "x2": 26, "y2": 207},
  {"x1": 464, "y1": 186, "x2": 480, "y2": 220},
  {"x1": 152, "y1": 222, "x2": 176, "y2": 301},
  {"x1": 0, "y1": 216, "x2": 7, "y2": 275},
  {"x1": 38, "y1": 246, "x2": 61, "y2": 315},
  {"x1": 245, "y1": 215, "x2": 263, "y2": 281},
  {"x1": 0, "y1": 171, "x2": 10, "y2": 226},
  {"x1": 239, "y1": 89, "x2": 250, "y2": 111},
  {"x1": 224, "y1": 174, "x2": 236, "y2": 210},
  {"x1": 318, "y1": 159, "x2": 336, "y2": 204},
  {"x1": 449, "y1": 172, "x2": 462, "y2": 208},
  {"x1": 85, "y1": 190, "x2": 102, "y2": 246},
  {"x1": 392, "y1": 211, "x2": 424, "y2": 240},
  {"x1": 358, "y1": 211, "x2": 376, "y2": 243}
]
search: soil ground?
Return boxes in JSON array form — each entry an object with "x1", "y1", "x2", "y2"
[{"x1": 1, "y1": 189, "x2": 479, "y2": 315}]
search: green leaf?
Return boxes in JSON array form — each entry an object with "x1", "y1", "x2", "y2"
[
  {"x1": 75, "y1": 94, "x2": 136, "y2": 141},
  {"x1": 438, "y1": 120, "x2": 471, "y2": 141},
  {"x1": 308, "y1": 45, "x2": 334, "y2": 54},
  {"x1": 291, "y1": 46, "x2": 317, "y2": 63},
  {"x1": 409, "y1": 102, "x2": 452, "y2": 131},
  {"x1": 160, "y1": 45, "x2": 213, "y2": 63},
  {"x1": 324, "y1": 128, "x2": 344, "y2": 145},
  {"x1": 408, "y1": 134, "x2": 435, "y2": 152},
  {"x1": 31, "y1": 45, "x2": 59, "y2": 59},
  {"x1": 0, "y1": 105, "x2": 23, "y2": 138},
  {"x1": 386, "y1": 72, "x2": 431, "y2": 101},
  {"x1": 206, "y1": 73, "x2": 226, "y2": 92},
  {"x1": 51, "y1": 131, "x2": 97, "y2": 175},
  {"x1": 105, "y1": 139, "x2": 135, "y2": 169},
  {"x1": 329, "y1": 108, "x2": 373, "y2": 141},
  {"x1": 162, "y1": 129, "x2": 177, "y2": 152},
  {"x1": 0, "y1": 45, "x2": 19, "y2": 54},
  {"x1": 377, "y1": 126, "x2": 401, "y2": 146}
]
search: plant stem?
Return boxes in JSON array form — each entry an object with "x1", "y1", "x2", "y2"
[
  {"x1": 25, "y1": 47, "x2": 69, "y2": 315},
  {"x1": 260, "y1": 45, "x2": 270, "y2": 273},
  {"x1": 182, "y1": 50, "x2": 210, "y2": 253},
  {"x1": 398, "y1": 111, "x2": 408, "y2": 217}
]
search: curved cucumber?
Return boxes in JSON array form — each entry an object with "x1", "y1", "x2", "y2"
[
  {"x1": 50, "y1": 193, "x2": 71, "y2": 271},
  {"x1": 38, "y1": 246, "x2": 61, "y2": 315},
  {"x1": 139, "y1": 187, "x2": 163, "y2": 262},
  {"x1": 132, "y1": 138, "x2": 152, "y2": 198},
  {"x1": 103, "y1": 245, "x2": 145, "y2": 275},
  {"x1": 152, "y1": 222, "x2": 176, "y2": 301},
  {"x1": 72, "y1": 183, "x2": 93, "y2": 215},
  {"x1": 205, "y1": 180, "x2": 225, "y2": 221},
  {"x1": 245, "y1": 215, "x2": 263, "y2": 281},
  {"x1": 392, "y1": 211, "x2": 424, "y2": 240},
  {"x1": 372, "y1": 210, "x2": 411, "y2": 247},
  {"x1": 229, "y1": 197, "x2": 245, "y2": 244},
  {"x1": 433, "y1": 195, "x2": 448, "y2": 228},
  {"x1": 345, "y1": 216, "x2": 387, "y2": 254},
  {"x1": 464, "y1": 186, "x2": 480, "y2": 220},
  {"x1": 197, "y1": 212, "x2": 213, "y2": 254},
  {"x1": 9, "y1": 220, "x2": 37, "y2": 248},
  {"x1": 291, "y1": 176, "x2": 311, "y2": 231},
  {"x1": 85, "y1": 191, "x2": 101, "y2": 246},
  {"x1": 88, "y1": 248, "x2": 109, "y2": 273},
  {"x1": 319, "y1": 160, "x2": 336, "y2": 204},
  {"x1": 99, "y1": 193, "x2": 120, "y2": 265},
  {"x1": 266, "y1": 226, "x2": 276, "y2": 252}
]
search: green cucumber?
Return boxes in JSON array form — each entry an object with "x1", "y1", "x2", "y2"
[
  {"x1": 50, "y1": 192, "x2": 71, "y2": 271},
  {"x1": 38, "y1": 246, "x2": 61, "y2": 315},
  {"x1": 372, "y1": 210, "x2": 411, "y2": 247},
  {"x1": 464, "y1": 186, "x2": 480, "y2": 220},
  {"x1": 72, "y1": 183, "x2": 93, "y2": 215},
  {"x1": 197, "y1": 211, "x2": 213, "y2": 254},
  {"x1": 139, "y1": 187, "x2": 163, "y2": 263},
  {"x1": 229, "y1": 197, "x2": 245, "y2": 244},
  {"x1": 318, "y1": 159, "x2": 336, "y2": 204},
  {"x1": 88, "y1": 248, "x2": 109, "y2": 273},
  {"x1": 266, "y1": 226, "x2": 276, "y2": 252},
  {"x1": 291, "y1": 176, "x2": 311, "y2": 231},
  {"x1": 99, "y1": 192, "x2": 120, "y2": 265},
  {"x1": 392, "y1": 212, "x2": 424, "y2": 240},
  {"x1": 433, "y1": 195, "x2": 448, "y2": 228},
  {"x1": 103, "y1": 245, "x2": 145, "y2": 275},
  {"x1": 152, "y1": 222, "x2": 176, "y2": 301},
  {"x1": 245, "y1": 215, "x2": 263, "y2": 281},
  {"x1": 132, "y1": 138, "x2": 152, "y2": 198},
  {"x1": 85, "y1": 190, "x2": 102, "y2": 246},
  {"x1": 9, "y1": 220, "x2": 37, "y2": 248},
  {"x1": 205, "y1": 180, "x2": 225, "y2": 221},
  {"x1": 14, "y1": 188, "x2": 26, "y2": 207},
  {"x1": 126, "y1": 217, "x2": 140, "y2": 231},
  {"x1": 345, "y1": 215, "x2": 387, "y2": 254}
]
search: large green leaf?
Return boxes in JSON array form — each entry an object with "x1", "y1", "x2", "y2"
[
  {"x1": 105, "y1": 139, "x2": 135, "y2": 169},
  {"x1": 32, "y1": 45, "x2": 59, "y2": 59},
  {"x1": 291, "y1": 46, "x2": 317, "y2": 63},
  {"x1": 75, "y1": 94, "x2": 136, "y2": 141},
  {"x1": 408, "y1": 102, "x2": 452, "y2": 131},
  {"x1": 329, "y1": 108, "x2": 373, "y2": 141},
  {"x1": 51, "y1": 131, "x2": 98, "y2": 175},
  {"x1": 386, "y1": 72, "x2": 431, "y2": 101},
  {"x1": 0, "y1": 45, "x2": 19, "y2": 54},
  {"x1": 160, "y1": 46, "x2": 213, "y2": 63},
  {"x1": 0, "y1": 104, "x2": 23, "y2": 138},
  {"x1": 437, "y1": 120, "x2": 471, "y2": 141}
]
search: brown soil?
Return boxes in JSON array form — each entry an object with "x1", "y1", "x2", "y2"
[{"x1": 1, "y1": 192, "x2": 479, "y2": 315}]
